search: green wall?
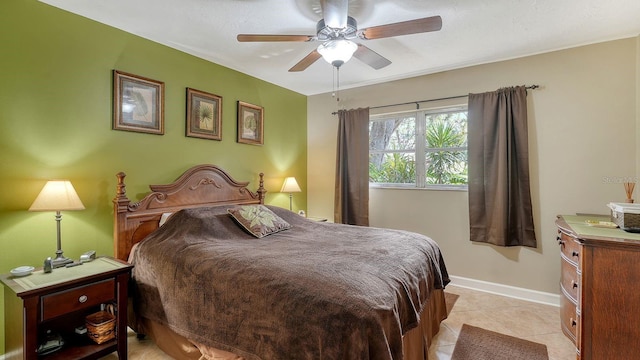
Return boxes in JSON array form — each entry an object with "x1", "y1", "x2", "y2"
[{"x1": 0, "y1": 1, "x2": 307, "y2": 354}]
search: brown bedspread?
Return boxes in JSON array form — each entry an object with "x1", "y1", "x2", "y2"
[{"x1": 130, "y1": 205, "x2": 449, "y2": 360}]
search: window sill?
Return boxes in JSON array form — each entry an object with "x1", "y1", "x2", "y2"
[{"x1": 369, "y1": 184, "x2": 468, "y2": 192}]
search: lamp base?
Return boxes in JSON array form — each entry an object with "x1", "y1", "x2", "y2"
[{"x1": 51, "y1": 255, "x2": 73, "y2": 268}]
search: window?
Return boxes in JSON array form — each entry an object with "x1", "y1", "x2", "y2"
[{"x1": 369, "y1": 106, "x2": 468, "y2": 189}]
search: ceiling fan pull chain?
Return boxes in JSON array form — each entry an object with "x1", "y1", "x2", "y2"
[
  {"x1": 331, "y1": 66, "x2": 336, "y2": 100},
  {"x1": 336, "y1": 66, "x2": 341, "y2": 103}
]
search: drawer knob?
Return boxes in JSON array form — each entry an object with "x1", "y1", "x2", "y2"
[
  {"x1": 78, "y1": 295, "x2": 88, "y2": 303},
  {"x1": 571, "y1": 280, "x2": 578, "y2": 289},
  {"x1": 557, "y1": 236, "x2": 565, "y2": 246},
  {"x1": 571, "y1": 318, "x2": 577, "y2": 327},
  {"x1": 572, "y1": 251, "x2": 579, "y2": 258}
]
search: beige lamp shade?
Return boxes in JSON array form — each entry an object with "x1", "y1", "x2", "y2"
[
  {"x1": 281, "y1": 177, "x2": 301, "y2": 211},
  {"x1": 280, "y1": 177, "x2": 302, "y2": 193},
  {"x1": 29, "y1": 180, "x2": 85, "y2": 211}
]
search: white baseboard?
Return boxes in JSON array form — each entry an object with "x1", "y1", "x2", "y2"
[{"x1": 448, "y1": 275, "x2": 561, "y2": 307}]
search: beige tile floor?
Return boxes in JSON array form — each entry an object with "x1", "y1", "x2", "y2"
[
  {"x1": 102, "y1": 284, "x2": 576, "y2": 359},
  {"x1": 429, "y1": 285, "x2": 576, "y2": 360}
]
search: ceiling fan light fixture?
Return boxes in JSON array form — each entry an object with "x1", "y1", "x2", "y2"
[{"x1": 317, "y1": 39, "x2": 357, "y2": 68}]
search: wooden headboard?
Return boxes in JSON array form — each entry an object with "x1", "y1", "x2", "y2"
[{"x1": 113, "y1": 164, "x2": 266, "y2": 261}]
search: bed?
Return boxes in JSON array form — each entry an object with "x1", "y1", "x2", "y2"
[{"x1": 113, "y1": 164, "x2": 450, "y2": 360}]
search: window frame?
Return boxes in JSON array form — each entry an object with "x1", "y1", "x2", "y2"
[{"x1": 369, "y1": 104, "x2": 468, "y2": 191}]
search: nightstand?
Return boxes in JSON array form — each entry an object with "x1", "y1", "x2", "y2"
[{"x1": 1, "y1": 257, "x2": 133, "y2": 360}]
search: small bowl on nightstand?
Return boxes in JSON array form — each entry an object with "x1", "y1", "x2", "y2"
[{"x1": 10, "y1": 266, "x2": 35, "y2": 277}]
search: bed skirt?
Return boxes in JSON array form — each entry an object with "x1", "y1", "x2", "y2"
[{"x1": 132, "y1": 289, "x2": 447, "y2": 360}]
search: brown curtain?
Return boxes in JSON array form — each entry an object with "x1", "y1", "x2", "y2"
[
  {"x1": 334, "y1": 107, "x2": 370, "y2": 226},
  {"x1": 467, "y1": 86, "x2": 536, "y2": 247}
]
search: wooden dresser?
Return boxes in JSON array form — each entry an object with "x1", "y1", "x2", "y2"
[{"x1": 556, "y1": 215, "x2": 640, "y2": 360}]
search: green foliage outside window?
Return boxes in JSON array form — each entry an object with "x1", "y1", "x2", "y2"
[
  {"x1": 369, "y1": 108, "x2": 468, "y2": 187},
  {"x1": 369, "y1": 153, "x2": 416, "y2": 184},
  {"x1": 425, "y1": 114, "x2": 467, "y2": 185}
]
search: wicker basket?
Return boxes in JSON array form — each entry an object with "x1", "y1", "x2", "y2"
[
  {"x1": 85, "y1": 310, "x2": 115, "y2": 344},
  {"x1": 608, "y1": 202, "x2": 640, "y2": 231}
]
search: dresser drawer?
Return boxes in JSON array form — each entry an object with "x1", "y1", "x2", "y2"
[
  {"x1": 41, "y1": 278, "x2": 115, "y2": 321},
  {"x1": 560, "y1": 257, "x2": 579, "y2": 301},
  {"x1": 558, "y1": 231, "x2": 581, "y2": 266},
  {"x1": 560, "y1": 292, "x2": 578, "y2": 344}
]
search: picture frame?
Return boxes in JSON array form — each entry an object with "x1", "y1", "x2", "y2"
[
  {"x1": 113, "y1": 70, "x2": 164, "y2": 135},
  {"x1": 186, "y1": 88, "x2": 222, "y2": 140},
  {"x1": 237, "y1": 101, "x2": 264, "y2": 145}
]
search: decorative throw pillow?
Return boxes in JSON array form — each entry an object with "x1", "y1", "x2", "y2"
[{"x1": 228, "y1": 205, "x2": 291, "y2": 238}]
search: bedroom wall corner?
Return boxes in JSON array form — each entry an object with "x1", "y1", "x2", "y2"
[
  {"x1": 307, "y1": 96, "x2": 340, "y2": 220},
  {"x1": 0, "y1": 289, "x2": 3, "y2": 355},
  {"x1": 636, "y1": 34, "x2": 640, "y2": 182},
  {"x1": 0, "y1": 1, "x2": 307, "y2": 354}
]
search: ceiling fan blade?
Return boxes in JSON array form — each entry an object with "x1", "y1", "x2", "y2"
[
  {"x1": 353, "y1": 44, "x2": 391, "y2": 70},
  {"x1": 360, "y1": 15, "x2": 442, "y2": 40},
  {"x1": 289, "y1": 50, "x2": 323, "y2": 72},
  {"x1": 321, "y1": 0, "x2": 348, "y2": 29},
  {"x1": 237, "y1": 34, "x2": 314, "y2": 42}
]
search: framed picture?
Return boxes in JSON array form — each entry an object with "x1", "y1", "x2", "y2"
[
  {"x1": 237, "y1": 101, "x2": 264, "y2": 145},
  {"x1": 186, "y1": 88, "x2": 222, "y2": 140},
  {"x1": 113, "y1": 70, "x2": 164, "y2": 135}
]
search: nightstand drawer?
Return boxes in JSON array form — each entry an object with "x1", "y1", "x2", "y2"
[{"x1": 41, "y1": 278, "x2": 115, "y2": 321}]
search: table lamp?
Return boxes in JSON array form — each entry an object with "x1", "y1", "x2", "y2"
[
  {"x1": 280, "y1": 177, "x2": 301, "y2": 211},
  {"x1": 29, "y1": 180, "x2": 85, "y2": 268}
]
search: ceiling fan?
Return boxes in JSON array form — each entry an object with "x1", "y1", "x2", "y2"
[{"x1": 237, "y1": 0, "x2": 442, "y2": 72}]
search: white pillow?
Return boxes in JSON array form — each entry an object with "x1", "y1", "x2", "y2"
[{"x1": 159, "y1": 212, "x2": 174, "y2": 227}]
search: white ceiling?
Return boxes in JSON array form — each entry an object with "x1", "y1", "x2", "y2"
[{"x1": 40, "y1": 0, "x2": 640, "y2": 96}]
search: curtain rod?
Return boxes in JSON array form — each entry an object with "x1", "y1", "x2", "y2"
[{"x1": 331, "y1": 84, "x2": 539, "y2": 115}]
